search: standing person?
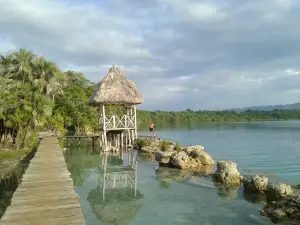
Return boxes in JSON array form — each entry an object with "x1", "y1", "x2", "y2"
[{"x1": 148, "y1": 122, "x2": 155, "y2": 137}]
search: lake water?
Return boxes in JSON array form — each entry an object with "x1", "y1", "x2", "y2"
[{"x1": 63, "y1": 121, "x2": 300, "y2": 225}]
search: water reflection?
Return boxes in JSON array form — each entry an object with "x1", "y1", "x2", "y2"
[
  {"x1": 154, "y1": 166, "x2": 241, "y2": 200},
  {"x1": 0, "y1": 148, "x2": 36, "y2": 219},
  {"x1": 243, "y1": 192, "x2": 267, "y2": 205},
  {"x1": 87, "y1": 151, "x2": 143, "y2": 225}
]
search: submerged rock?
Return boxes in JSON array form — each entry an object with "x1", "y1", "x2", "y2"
[
  {"x1": 214, "y1": 183, "x2": 240, "y2": 200},
  {"x1": 243, "y1": 175, "x2": 269, "y2": 193},
  {"x1": 213, "y1": 161, "x2": 242, "y2": 185},
  {"x1": 266, "y1": 183, "x2": 293, "y2": 200},
  {"x1": 155, "y1": 167, "x2": 191, "y2": 183},
  {"x1": 243, "y1": 192, "x2": 267, "y2": 204},
  {"x1": 261, "y1": 195, "x2": 300, "y2": 224},
  {"x1": 155, "y1": 151, "x2": 177, "y2": 166}
]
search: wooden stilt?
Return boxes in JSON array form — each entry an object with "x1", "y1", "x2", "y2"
[
  {"x1": 102, "y1": 105, "x2": 108, "y2": 151},
  {"x1": 128, "y1": 130, "x2": 131, "y2": 146},
  {"x1": 134, "y1": 105, "x2": 137, "y2": 138},
  {"x1": 121, "y1": 132, "x2": 124, "y2": 148}
]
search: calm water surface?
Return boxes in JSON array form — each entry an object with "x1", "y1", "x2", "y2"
[{"x1": 64, "y1": 121, "x2": 300, "y2": 225}]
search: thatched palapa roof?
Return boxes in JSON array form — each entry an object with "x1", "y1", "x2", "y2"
[{"x1": 88, "y1": 65, "x2": 143, "y2": 106}]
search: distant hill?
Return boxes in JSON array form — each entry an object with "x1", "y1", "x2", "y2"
[{"x1": 229, "y1": 102, "x2": 300, "y2": 111}]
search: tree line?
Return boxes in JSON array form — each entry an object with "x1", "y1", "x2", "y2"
[
  {"x1": 1, "y1": 48, "x2": 300, "y2": 149},
  {"x1": 137, "y1": 109, "x2": 300, "y2": 126}
]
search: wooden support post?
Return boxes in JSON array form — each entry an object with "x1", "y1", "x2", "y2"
[
  {"x1": 134, "y1": 105, "x2": 137, "y2": 138},
  {"x1": 112, "y1": 134, "x2": 115, "y2": 148},
  {"x1": 121, "y1": 132, "x2": 124, "y2": 148},
  {"x1": 128, "y1": 130, "x2": 131, "y2": 146},
  {"x1": 102, "y1": 105, "x2": 108, "y2": 151},
  {"x1": 131, "y1": 130, "x2": 135, "y2": 144}
]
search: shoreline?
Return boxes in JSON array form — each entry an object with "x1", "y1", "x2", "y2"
[{"x1": 0, "y1": 142, "x2": 39, "y2": 218}]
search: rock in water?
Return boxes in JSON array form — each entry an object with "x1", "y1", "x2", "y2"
[
  {"x1": 140, "y1": 141, "x2": 161, "y2": 153},
  {"x1": 155, "y1": 151, "x2": 177, "y2": 166},
  {"x1": 171, "y1": 150, "x2": 214, "y2": 169},
  {"x1": 183, "y1": 145, "x2": 204, "y2": 154},
  {"x1": 261, "y1": 195, "x2": 300, "y2": 224},
  {"x1": 266, "y1": 183, "x2": 293, "y2": 200},
  {"x1": 243, "y1": 175, "x2": 268, "y2": 193},
  {"x1": 213, "y1": 161, "x2": 242, "y2": 185},
  {"x1": 191, "y1": 151, "x2": 214, "y2": 165},
  {"x1": 171, "y1": 151, "x2": 189, "y2": 169},
  {"x1": 138, "y1": 140, "x2": 176, "y2": 153}
]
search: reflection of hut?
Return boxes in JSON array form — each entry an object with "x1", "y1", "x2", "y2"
[
  {"x1": 88, "y1": 65, "x2": 143, "y2": 151},
  {"x1": 87, "y1": 152, "x2": 143, "y2": 225},
  {"x1": 99, "y1": 153, "x2": 138, "y2": 197}
]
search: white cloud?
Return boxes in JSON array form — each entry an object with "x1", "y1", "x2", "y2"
[
  {"x1": 276, "y1": 0, "x2": 292, "y2": 10},
  {"x1": 285, "y1": 69, "x2": 300, "y2": 76},
  {"x1": 186, "y1": 2, "x2": 226, "y2": 20}
]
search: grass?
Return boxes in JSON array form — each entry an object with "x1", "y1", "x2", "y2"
[
  {"x1": 0, "y1": 148, "x2": 32, "y2": 161},
  {"x1": 159, "y1": 140, "x2": 172, "y2": 151},
  {"x1": 175, "y1": 142, "x2": 181, "y2": 151},
  {"x1": 135, "y1": 139, "x2": 151, "y2": 149}
]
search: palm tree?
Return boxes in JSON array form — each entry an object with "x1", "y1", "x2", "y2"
[
  {"x1": 33, "y1": 56, "x2": 66, "y2": 101},
  {"x1": 11, "y1": 48, "x2": 36, "y2": 83},
  {"x1": 0, "y1": 49, "x2": 60, "y2": 148}
]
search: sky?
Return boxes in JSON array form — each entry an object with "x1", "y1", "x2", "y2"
[{"x1": 1, "y1": 0, "x2": 300, "y2": 111}]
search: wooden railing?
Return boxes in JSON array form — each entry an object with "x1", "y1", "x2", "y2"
[{"x1": 99, "y1": 115, "x2": 135, "y2": 130}]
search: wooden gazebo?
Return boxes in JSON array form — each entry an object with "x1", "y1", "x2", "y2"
[{"x1": 88, "y1": 65, "x2": 143, "y2": 151}]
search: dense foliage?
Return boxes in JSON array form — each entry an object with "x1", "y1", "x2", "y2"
[
  {"x1": 0, "y1": 49, "x2": 97, "y2": 149},
  {"x1": 1, "y1": 48, "x2": 300, "y2": 149},
  {"x1": 137, "y1": 109, "x2": 300, "y2": 126}
]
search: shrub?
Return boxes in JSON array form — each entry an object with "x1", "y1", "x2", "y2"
[
  {"x1": 175, "y1": 142, "x2": 181, "y2": 151},
  {"x1": 159, "y1": 140, "x2": 171, "y2": 151},
  {"x1": 135, "y1": 139, "x2": 151, "y2": 149}
]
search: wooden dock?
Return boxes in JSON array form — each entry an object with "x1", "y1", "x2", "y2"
[
  {"x1": 136, "y1": 135, "x2": 160, "y2": 141},
  {"x1": 0, "y1": 137, "x2": 86, "y2": 225}
]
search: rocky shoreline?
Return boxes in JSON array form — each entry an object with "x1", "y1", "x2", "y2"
[{"x1": 134, "y1": 139, "x2": 300, "y2": 224}]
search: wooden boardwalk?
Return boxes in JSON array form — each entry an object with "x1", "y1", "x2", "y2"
[{"x1": 0, "y1": 137, "x2": 86, "y2": 225}]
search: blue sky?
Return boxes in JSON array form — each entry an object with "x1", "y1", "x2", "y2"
[{"x1": 1, "y1": 0, "x2": 300, "y2": 110}]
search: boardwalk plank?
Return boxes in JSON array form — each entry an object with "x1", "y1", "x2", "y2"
[{"x1": 0, "y1": 137, "x2": 86, "y2": 225}]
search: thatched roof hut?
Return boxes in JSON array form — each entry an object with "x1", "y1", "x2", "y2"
[{"x1": 89, "y1": 65, "x2": 143, "y2": 106}]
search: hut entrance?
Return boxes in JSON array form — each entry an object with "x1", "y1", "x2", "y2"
[{"x1": 88, "y1": 65, "x2": 143, "y2": 152}]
